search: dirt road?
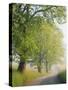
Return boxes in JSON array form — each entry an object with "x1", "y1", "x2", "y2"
[{"x1": 26, "y1": 74, "x2": 61, "y2": 86}]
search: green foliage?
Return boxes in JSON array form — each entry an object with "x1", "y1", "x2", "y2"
[
  {"x1": 10, "y1": 4, "x2": 65, "y2": 69},
  {"x1": 58, "y1": 70, "x2": 66, "y2": 83},
  {"x1": 31, "y1": 21, "x2": 64, "y2": 68},
  {"x1": 43, "y1": 6, "x2": 66, "y2": 24}
]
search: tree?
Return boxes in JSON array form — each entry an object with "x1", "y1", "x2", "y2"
[
  {"x1": 29, "y1": 21, "x2": 64, "y2": 73},
  {"x1": 10, "y1": 4, "x2": 66, "y2": 72},
  {"x1": 39, "y1": 22, "x2": 64, "y2": 72}
]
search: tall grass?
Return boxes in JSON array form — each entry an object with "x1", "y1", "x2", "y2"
[{"x1": 12, "y1": 68, "x2": 47, "y2": 86}]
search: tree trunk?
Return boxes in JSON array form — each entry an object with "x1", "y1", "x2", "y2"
[
  {"x1": 45, "y1": 59, "x2": 48, "y2": 73},
  {"x1": 37, "y1": 60, "x2": 42, "y2": 73},
  {"x1": 18, "y1": 60, "x2": 26, "y2": 72},
  {"x1": 37, "y1": 65, "x2": 41, "y2": 73},
  {"x1": 37, "y1": 52, "x2": 43, "y2": 73}
]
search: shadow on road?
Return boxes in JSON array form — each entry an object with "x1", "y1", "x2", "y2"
[{"x1": 40, "y1": 75, "x2": 61, "y2": 85}]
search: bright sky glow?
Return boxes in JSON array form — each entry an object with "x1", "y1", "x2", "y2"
[
  {"x1": 55, "y1": 21, "x2": 67, "y2": 47},
  {"x1": 58, "y1": 23, "x2": 67, "y2": 45}
]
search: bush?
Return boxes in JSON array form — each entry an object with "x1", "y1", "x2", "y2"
[{"x1": 58, "y1": 70, "x2": 66, "y2": 83}]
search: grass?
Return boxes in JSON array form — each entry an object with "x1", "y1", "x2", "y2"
[
  {"x1": 58, "y1": 70, "x2": 66, "y2": 83},
  {"x1": 12, "y1": 68, "x2": 48, "y2": 86}
]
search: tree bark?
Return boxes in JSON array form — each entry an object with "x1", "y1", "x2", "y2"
[
  {"x1": 45, "y1": 59, "x2": 48, "y2": 73},
  {"x1": 18, "y1": 60, "x2": 26, "y2": 72},
  {"x1": 37, "y1": 64, "x2": 41, "y2": 73},
  {"x1": 37, "y1": 52, "x2": 43, "y2": 73}
]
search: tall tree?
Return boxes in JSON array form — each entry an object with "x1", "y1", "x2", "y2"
[
  {"x1": 29, "y1": 21, "x2": 64, "y2": 72},
  {"x1": 10, "y1": 4, "x2": 66, "y2": 72}
]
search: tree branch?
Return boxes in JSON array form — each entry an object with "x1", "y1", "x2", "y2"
[
  {"x1": 22, "y1": 5, "x2": 27, "y2": 13},
  {"x1": 30, "y1": 6, "x2": 53, "y2": 20}
]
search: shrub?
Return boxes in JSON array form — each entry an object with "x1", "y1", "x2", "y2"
[{"x1": 58, "y1": 70, "x2": 66, "y2": 83}]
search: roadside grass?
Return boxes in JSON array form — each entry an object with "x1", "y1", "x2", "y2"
[
  {"x1": 12, "y1": 68, "x2": 48, "y2": 86},
  {"x1": 58, "y1": 70, "x2": 66, "y2": 83}
]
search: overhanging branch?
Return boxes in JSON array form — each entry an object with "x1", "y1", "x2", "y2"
[{"x1": 30, "y1": 6, "x2": 53, "y2": 20}]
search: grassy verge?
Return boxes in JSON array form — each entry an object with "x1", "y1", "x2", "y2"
[
  {"x1": 58, "y1": 70, "x2": 66, "y2": 83},
  {"x1": 12, "y1": 68, "x2": 48, "y2": 86}
]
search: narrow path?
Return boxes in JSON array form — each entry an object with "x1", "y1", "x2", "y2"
[
  {"x1": 40, "y1": 75, "x2": 60, "y2": 85},
  {"x1": 26, "y1": 74, "x2": 61, "y2": 86}
]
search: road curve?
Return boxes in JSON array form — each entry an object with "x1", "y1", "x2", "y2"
[{"x1": 26, "y1": 75, "x2": 61, "y2": 86}]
